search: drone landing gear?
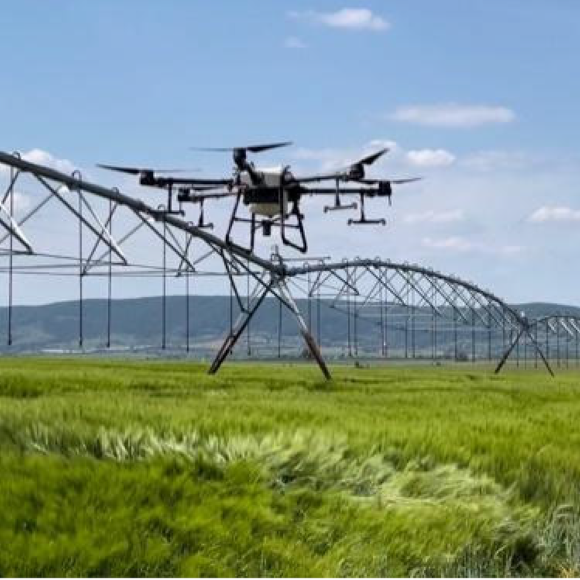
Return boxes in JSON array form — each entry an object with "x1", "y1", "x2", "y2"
[
  {"x1": 279, "y1": 199, "x2": 307, "y2": 253},
  {"x1": 160, "y1": 184, "x2": 185, "y2": 217},
  {"x1": 225, "y1": 192, "x2": 255, "y2": 253},
  {"x1": 196, "y1": 199, "x2": 213, "y2": 229},
  {"x1": 225, "y1": 190, "x2": 308, "y2": 254},
  {"x1": 324, "y1": 182, "x2": 357, "y2": 213},
  {"x1": 348, "y1": 194, "x2": 386, "y2": 226}
]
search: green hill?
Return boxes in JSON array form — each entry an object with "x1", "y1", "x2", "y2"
[{"x1": 0, "y1": 296, "x2": 577, "y2": 357}]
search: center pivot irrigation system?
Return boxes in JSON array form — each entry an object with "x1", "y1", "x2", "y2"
[{"x1": 0, "y1": 149, "x2": 558, "y2": 379}]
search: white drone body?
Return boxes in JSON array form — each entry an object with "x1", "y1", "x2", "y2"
[{"x1": 239, "y1": 166, "x2": 290, "y2": 218}]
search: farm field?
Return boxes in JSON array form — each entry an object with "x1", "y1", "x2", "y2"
[{"x1": 1, "y1": 358, "x2": 579, "y2": 577}]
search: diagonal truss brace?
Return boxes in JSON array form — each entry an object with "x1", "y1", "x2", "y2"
[{"x1": 0, "y1": 199, "x2": 34, "y2": 253}]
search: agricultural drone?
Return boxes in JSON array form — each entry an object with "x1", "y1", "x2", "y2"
[{"x1": 97, "y1": 142, "x2": 420, "y2": 254}]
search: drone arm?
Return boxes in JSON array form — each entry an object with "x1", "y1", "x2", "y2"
[
  {"x1": 170, "y1": 177, "x2": 232, "y2": 186},
  {"x1": 300, "y1": 186, "x2": 376, "y2": 195},
  {"x1": 177, "y1": 190, "x2": 235, "y2": 203},
  {"x1": 292, "y1": 172, "x2": 347, "y2": 185}
]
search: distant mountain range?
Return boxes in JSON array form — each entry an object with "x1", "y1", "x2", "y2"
[{"x1": 0, "y1": 296, "x2": 577, "y2": 358}]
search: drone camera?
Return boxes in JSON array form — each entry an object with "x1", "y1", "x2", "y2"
[{"x1": 262, "y1": 220, "x2": 272, "y2": 236}]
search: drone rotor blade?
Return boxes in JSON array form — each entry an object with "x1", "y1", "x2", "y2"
[
  {"x1": 246, "y1": 141, "x2": 292, "y2": 153},
  {"x1": 190, "y1": 147, "x2": 233, "y2": 152},
  {"x1": 390, "y1": 177, "x2": 422, "y2": 185},
  {"x1": 357, "y1": 147, "x2": 389, "y2": 166},
  {"x1": 96, "y1": 164, "x2": 201, "y2": 175},
  {"x1": 96, "y1": 163, "x2": 142, "y2": 175},
  {"x1": 357, "y1": 177, "x2": 422, "y2": 185},
  {"x1": 191, "y1": 141, "x2": 292, "y2": 153}
]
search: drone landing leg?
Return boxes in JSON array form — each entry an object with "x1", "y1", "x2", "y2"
[
  {"x1": 225, "y1": 192, "x2": 242, "y2": 247},
  {"x1": 250, "y1": 212, "x2": 257, "y2": 252},
  {"x1": 279, "y1": 198, "x2": 308, "y2": 253},
  {"x1": 276, "y1": 278, "x2": 331, "y2": 380}
]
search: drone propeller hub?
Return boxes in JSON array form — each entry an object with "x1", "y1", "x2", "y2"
[
  {"x1": 233, "y1": 148, "x2": 247, "y2": 168},
  {"x1": 347, "y1": 163, "x2": 365, "y2": 181},
  {"x1": 138, "y1": 170, "x2": 156, "y2": 186},
  {"x1": 377, "y1": 180, "x2": 392, "y2": 197}
]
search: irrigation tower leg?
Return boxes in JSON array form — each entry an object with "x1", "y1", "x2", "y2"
[
  {"x1": 494, "y1": 328, "x2": 524, "y2": 374},
  {"x1": 495, "y1": 326, "x2": 554, "y2": 377},
  {"x1": 525, "y1": 328, "x2": 555, "y2": 377},
  {"x1": 208, "y1": 275, "x2": 331, "y2": 380},
  {"x1": 208, "y1": 279, "x2": 273, "y2": 375},
  {"x1": 276, "y1": 278, "x2": 331, "y2": 380}
]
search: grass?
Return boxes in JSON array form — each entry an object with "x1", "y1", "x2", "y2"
[{"x1": 0, "y1": 358, "x2": 580, "y2": 576}]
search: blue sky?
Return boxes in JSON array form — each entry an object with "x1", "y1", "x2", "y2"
[{"x1": 1, "y1": 1, "x2": 579, "y2": 304}]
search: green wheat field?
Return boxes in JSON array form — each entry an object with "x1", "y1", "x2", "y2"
[{"x1": 1, "y1": 358, "x2": 579, "y2": 577}]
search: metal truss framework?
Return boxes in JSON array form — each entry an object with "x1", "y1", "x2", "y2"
[
  {"x1": 524, "y1": 315, "x2": 580, "y2": 370},
  {"x1": 0, "y1": 151, "x2": 558, "y2": 378}
]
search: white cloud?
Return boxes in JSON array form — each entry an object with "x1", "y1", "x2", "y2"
[
  {"x1": 390, "y1": 103, "x2": 515, "y2": 128},
  {"x1": 366, "y1": 139, "x2": 399, "y2": 152},
  {"x1": 500, "y1": 245, "x2": 525, "y2": 256},
  {"x1": 461, "y1": 150, "x2": 530, "y2": 172},
  {"x1": 21, "y1": 149, "x2": 75, "y2": 174},
  {"x1": 406, "y1": 148, "x2": 456, "y2": 167},
  {"x1": 422, "y1": 236, "x2": 473, "y2": 252},
  {"x1": 404, "y1": 209, "x2": 464, "y2": 224},
  {"x1": 528, "y1": 206, "x2": 580, "y2": 223},
  {"x1": 0, "y1": 189, "x2": 30, "y2": 212},
  {"x1": 284, "y1": 36, "x2": 307, "y2": 49},
  {"x1": 289, "y1": 8, "x2": 389, "y2": 31},
  {"x1": 421, "y1": 236, "x2": 524, "y2": 257},
  {"x1": 13, "y1": 191, "x2": 31, "y2": 212},
  {"x1": 292, "y1": 147, "x2": 354, "y2": 172}
]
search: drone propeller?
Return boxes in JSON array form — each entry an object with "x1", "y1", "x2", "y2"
[
  {"x1": 358, "y1": 177, "x2": 422, "y2": 185},
  {"x1": 355, "y1": 147, "x2": 389, "y2": 166},
  {"x1": 391, "y1": 177, "x2": 422, "y2": 185},
  {"x1": 293, "y1": 147, "x2": 391, "y2": 185},
  {"x1": 344, "y1": 148, "x2": 390, "y2": 181},
  {"x1": 97, "y1": 164, "x2": 200, "y2": 175},
  {"x1": 191, "y1": 141, "x2": 292, "y2": 153}
]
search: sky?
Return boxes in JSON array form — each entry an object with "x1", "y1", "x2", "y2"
[{"x1": 0, "y1": 0, "x2": 579, "y2": 305}]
